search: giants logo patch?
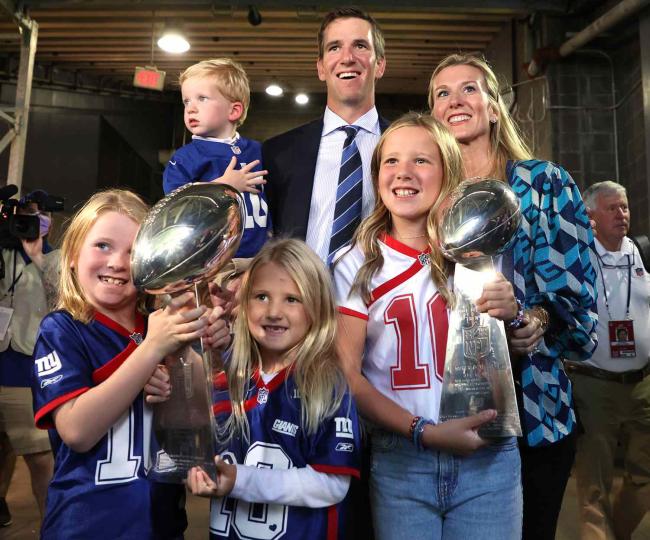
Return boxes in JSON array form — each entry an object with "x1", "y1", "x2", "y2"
[
  {"x1": 334, "y1": 417, "x2": 354, "y2": 439},
  {"x1": 35, "y1": 351, "x2": 62, "y2": 377},
  {"x1": 272, "y1": 419, "x2": 299, "y2": 437}
]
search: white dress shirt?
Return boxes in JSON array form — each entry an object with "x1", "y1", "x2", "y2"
[
  {"x1": 586, "y1": 237, "x2": 650, "y2": 371},
  {"x1": 305, "y1": 107, "x2": 382, "y2": 262}
]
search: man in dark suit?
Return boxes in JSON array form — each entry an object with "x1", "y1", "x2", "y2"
[{"x1": 262, "y1": 7, "x2": 388, "y2": 262}]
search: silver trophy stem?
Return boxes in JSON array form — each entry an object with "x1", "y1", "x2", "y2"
[{"x1": 438, "y1": 264, "x2": 522, "y2": 437}]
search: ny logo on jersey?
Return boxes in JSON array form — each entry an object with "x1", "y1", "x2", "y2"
[
  {"x1": 35, "y1": 350, "x2": 62, "y2": 377},
  {"x1": 335, "y1": 417, "x2": 354, "y2": 439}
]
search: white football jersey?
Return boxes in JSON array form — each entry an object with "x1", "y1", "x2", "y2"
[{"x1": 334, "y1": 235, "x2": 449, "y2": 422}]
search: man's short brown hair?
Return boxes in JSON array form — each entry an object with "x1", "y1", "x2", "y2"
[{"x1": 317, "y1": 7, "x2": 385, "y2": 60}]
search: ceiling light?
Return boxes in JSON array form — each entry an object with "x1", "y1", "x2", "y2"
[
  {"x1": 248, "y1": 5, "x2": 262, "y2": 26},
  {"x1": 157, "y1": 22, "x2": 190, "y2": 53},
  {"x1": 295, "y1": 93, "x2": 309, "y2": 105},
  {"x1": 265, "y1": 84, "x2": 283, "y2": 97}
]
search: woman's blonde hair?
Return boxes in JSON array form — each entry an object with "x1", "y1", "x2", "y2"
[
  {"x1": 428, "y1": 54, "x2": 533, "y2": 179},
  {"x1": 349, "y1": 112, "x2": 464, "y2": 304},
  {"x1": 227, "y1": 239, "x2": 346, "y2": 438},
  {"x1": 58, "y1": 189, "x2": 149, "y2": 323}
]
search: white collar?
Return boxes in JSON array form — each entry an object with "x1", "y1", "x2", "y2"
[
  {"x1": 322, "y1": 106, "x2": 379, "y2": 137},
  {"x1": 192, "y1": 131, "x2": 240, "y2": 145},
  {"x1": 595, "y1": 236, "x2": 634, "y2": 262}
]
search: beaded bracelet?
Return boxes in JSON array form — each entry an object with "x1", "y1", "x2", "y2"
[{"x1": 508, "y1": 299, "x2": 525, "y2": 329}]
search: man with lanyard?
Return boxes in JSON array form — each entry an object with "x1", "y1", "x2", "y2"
[{"x1": 566, "y1": 181, "x2": 650, "y2": 539}]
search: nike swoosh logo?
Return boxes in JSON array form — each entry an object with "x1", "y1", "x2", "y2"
[{"x1": 169, "y1": 160, "x2": 177, "y2": 165}]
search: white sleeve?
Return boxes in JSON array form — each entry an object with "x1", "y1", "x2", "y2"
[
  {"x1": 332, "y1": 247, "x2": 368, "y2": 317},
  {"x1": 230, "y1": 464, "x2": 351, "y2": 507}
]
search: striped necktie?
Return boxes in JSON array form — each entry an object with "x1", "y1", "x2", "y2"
[{"x1": 328, "y1": 125, "x2": 362, "y2": 264}]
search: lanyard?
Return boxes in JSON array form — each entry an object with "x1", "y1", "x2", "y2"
[{"x1": 595, "y1": 251, "x2": 631, "y2": 320}]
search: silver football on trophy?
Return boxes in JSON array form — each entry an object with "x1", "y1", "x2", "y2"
[
  {"x1": 437, "y1": 178, "x2": 521, "y2": 266},
  {"x1": 131, "y1": 183, "x2": 244, "y2": 294}
]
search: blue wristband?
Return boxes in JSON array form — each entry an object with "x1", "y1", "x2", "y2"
[{"x1": 413, "y1": 418, "x2": 435, "y2": 451}]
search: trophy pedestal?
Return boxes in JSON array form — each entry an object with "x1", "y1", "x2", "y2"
[
  {"x1": 439, "y1": 265, "x2": 522, "y2": 438},
  {"x1": 149, "y1": 340, "x2": 218, "y2": 483}
]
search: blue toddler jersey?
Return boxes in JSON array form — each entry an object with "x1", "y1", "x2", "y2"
[
  {"x1": 210, "y1": 368, "x2": 360, "y2": 540},
  {"x1": 163, "y1": 137, "x2": 271, "y2": 258},
  {"x1": 32, "y1": 310, "x2": 179, "y2": 539}
]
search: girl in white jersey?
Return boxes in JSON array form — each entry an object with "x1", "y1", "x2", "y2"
[{"x1": 333, "y1": 113, "x2": 523, "y2": 540}]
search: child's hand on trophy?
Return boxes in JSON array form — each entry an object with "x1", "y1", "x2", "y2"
[
  {"x1": 144, "y1": 365, "x2": 171, "y2": 404},
  {"x1": 475, "y1": 272, "x2": 518, "y2": 321}
]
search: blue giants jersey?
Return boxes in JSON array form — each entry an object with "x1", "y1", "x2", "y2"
[
  {"x1": 210, "y1": 368, "x2": 360, "y2": 540},
  {"x1": 32, "y1": 310, "x2": 161, "y2": 539},
  {"x1": 163, "y1": 136, "x2": 271, "y2": 258}
]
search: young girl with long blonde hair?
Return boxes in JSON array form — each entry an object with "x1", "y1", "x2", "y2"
[
  {"x1": 31, "y1": 189, "x2": 227, "y2": 539},
  {"x1": 187, "y1": 238, "x2": 360, "y2": 540},
  {"x1": 334, "y1": 112, "x2": 522, "y2": 539}
]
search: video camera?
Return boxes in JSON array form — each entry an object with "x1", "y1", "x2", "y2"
[{"x1": 0, "y1": 184, "x2": 64, "y2": 250}]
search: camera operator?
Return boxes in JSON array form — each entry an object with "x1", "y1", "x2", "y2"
[{"x1": 0, "y1": 189, "x2": 58, "y2": 525}]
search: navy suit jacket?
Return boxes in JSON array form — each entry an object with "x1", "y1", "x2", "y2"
[{"x1": 262, "y1": 114, "x2": 390, "y2": 240}]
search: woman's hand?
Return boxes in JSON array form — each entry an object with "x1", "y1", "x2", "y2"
[
  {"x1": 421, "y1": 409, "x2": 496, "y2": 456},
  {"x1": 507, "y1": 306, "x2": 549, "y2": 356},
  {"x1": 476, "y1": 273, "x2": 518, "y2": 321},
  {"x1": 144, "y1": 291, "x2": 208, "y2": 358},
  {"x1": 212, "y1": 157, "x2": 267, "y2": 194},
  {"x1": 187, "y1": 456, "x2": 236, "y2": 498}
]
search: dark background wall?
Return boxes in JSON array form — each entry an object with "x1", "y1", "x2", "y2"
[{"x1": 1, "y1": 7, "x2": 648, "y2": 237}]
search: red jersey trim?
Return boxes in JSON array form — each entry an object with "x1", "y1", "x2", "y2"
[
  {"x1": 213, "y1": 366, "x2": 294, "y2": 416},
  {"x1": 327, "y1": 505, "x2": 338, "y2": 540},
  {"x1": 213, "y1": 371, "x2": 228, "y2": 391},
  {"x1": 34, "y1": 387, "x2": 89, "y2": 429},
  {"x1": 92, "y1": 341, "x2": 138, "y2": 384},
  {"x1": 337, "y1": 306, "x2": 368, "y2": 321},
  {"x1": 380, "y1": 232, "x2": 426, "y2": 258},
  {"x1": 368, "y1": 235, "x2": 430, "y2": 307},
  {"x1": 94, "y1": 311, "x2": 145, "y2": 338},
  {"x1": 311, "y1": 463, "x2": 361, "y2": 479}
]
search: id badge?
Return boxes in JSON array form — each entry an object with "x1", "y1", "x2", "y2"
[
  {"x1": 0, "y1": 306, "x2": 13, "y2": 341},
  {"x1": 608, "y1": 319, "x2": 636, "y2": 358}
]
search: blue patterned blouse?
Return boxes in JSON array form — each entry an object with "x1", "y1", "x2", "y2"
[{"x1": 502, "y1": 159, "x2": 598, "y2": 447}]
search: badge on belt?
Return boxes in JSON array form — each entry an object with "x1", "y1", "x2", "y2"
[{"x1": 608, "y1": 319, "x2": 636, "y2": 358}]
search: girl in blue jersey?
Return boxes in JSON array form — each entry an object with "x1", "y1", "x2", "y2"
[
  {"x1": 185, "y1": 239, "x2": 360, "y2": 540},
  {"x1": 31, "y1": 189, "x2": 229, "y2": 539}
]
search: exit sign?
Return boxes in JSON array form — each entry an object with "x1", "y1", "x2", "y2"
[{"x1": 133, "y1": 66, "x2": 166, "y2": 91}]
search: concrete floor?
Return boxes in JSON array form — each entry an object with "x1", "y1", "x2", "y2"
[{"x1": 3, "y1": 456, "x2": 650, "y2": 539}]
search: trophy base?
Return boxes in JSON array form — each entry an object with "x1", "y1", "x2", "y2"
[{"x1": 150, "y1": 425, "x2": 217, "y2": 483}]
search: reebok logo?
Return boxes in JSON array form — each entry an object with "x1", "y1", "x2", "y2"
[
  {"x1": 335, "y1": 442, "x2": 354, "y2": 452},
  {"x1": 40, "y1": 374, "x2": 63, "y2": 388},
  {"x1": 335, "y1": 417, "x2": 354, "y2": 439},
  {"x1": 35, "y1": 351, "x2": 62, "y2": 377},
  {"x1": 272, "y1": 419, "x2": 299, "y2": 437}
]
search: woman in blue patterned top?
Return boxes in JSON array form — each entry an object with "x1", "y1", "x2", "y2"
[{"x1": 428, "y1": 54, "x2": 598, "y2": 540}]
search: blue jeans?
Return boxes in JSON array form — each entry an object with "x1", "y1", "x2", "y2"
[{"x1": 369, "y1": 429, "x2": 522, "y2": 540}]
